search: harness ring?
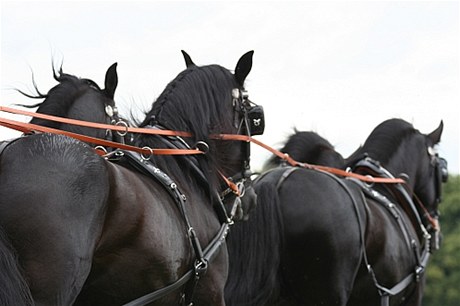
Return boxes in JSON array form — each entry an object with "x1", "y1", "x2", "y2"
[
  {"x1": 95, "y1": 145, "x2": 108, "y2": 155},
  {"x1": 236, "y1": 181, "x2": 246, "y2": 197},
  {"x1": 365, "y1": 175, "x2": 375, "y2": 188},
  {"x1": 115, "y1": 120, "x2": 129, "y2": 137},
  {"x1": 141, "y1": 146, "x2": 154, "y2": 161},
  {"x1": 195, "y1": 141, "x2": 209, "y2": 154}
]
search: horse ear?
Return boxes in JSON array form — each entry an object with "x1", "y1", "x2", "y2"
[
  {"x1": 52, "y1": 61, "x2": 64, "y2": 82},
  {"x1": 104, "y1": 62, "x2": 118, "y2": 99},
  {"x1": 181, "y1": 50, "x2": 195, "y2": 68},
  {"x1": 235, "y1": 51, "x2": 254, "y2": 86},
  {"x1": 427, "y1": 120, "x2": 443, "y2": 144}
]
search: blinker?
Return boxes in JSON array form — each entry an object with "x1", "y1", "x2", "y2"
[
  {"x1": 232, "y1": 88, "x2": 265, "y2": 136},
  {"x1": 438, "y1": 157, "x2": 448, "y2": 183},
  {"x1": 247, "y1": 104, "x2": 265, "y2": 136}
]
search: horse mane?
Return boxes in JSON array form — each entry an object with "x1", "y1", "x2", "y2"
[
  {"x1": 225, "y1": 180, "x2": 284, "y2": 305},
  {"x1": 136, "y1": 64, "x2": 239, "y2": 191},
  {"x1": 264, "y1": 129, "x2": 345, "y2": 169},
  {"x1": 140, "y1": 65, "x2": 235, "y2": 139},
  {"x1": 346, "y1": 118, "x2": 417, "y2": 167},
  {"x1": 16, "y1": 66, "x2": 102, "y2": 129}
]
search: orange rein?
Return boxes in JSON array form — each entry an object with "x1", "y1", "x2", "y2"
[
  {"x1": 0, "y1": 105, "x2": 406, "y2": 183},
  {"x1": 0, "y1": 106, "x2": 438, "y2": 229}
]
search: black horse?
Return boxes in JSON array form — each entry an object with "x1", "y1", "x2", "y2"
[
  {"x1": 0, "y1": 63, "x2": 121, "y2": 306},
  {"x1": 14, "y1": 63, "x2": 121, "y2": 142},
  {"x1": 225, "y1": 129, "x2": 345, "y2": 306},
  {"x1": 225, "y1": 119, "x2": 447, "y2": 306},
  {"x1": 0, "y1": 51, "x2": 259, "y2": 305}
]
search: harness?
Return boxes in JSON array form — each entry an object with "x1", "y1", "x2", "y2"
[
  {"x1": 114, "y1": 87, "x2": 262, "y2": 305},
  {"x1": 117, "y1": 88, "x2": 261, "y2": 305},
  {"x1": 272, "y1": 158, "x2": 433, "y2": 306},
  {"x1": 105, "y1": 149, "x2": 233, "y2": 306}
]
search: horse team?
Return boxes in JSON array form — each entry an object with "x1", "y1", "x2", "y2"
[{"x1": 0, "y1": 51, "x2": 448, "y2": 306}]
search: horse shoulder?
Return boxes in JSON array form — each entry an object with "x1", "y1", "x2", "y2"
[
  {"x1": 82, "y1": 161, "x2": 192, "y2": 304},
  {"x1": 101, "y1": 161, "x2": 189, "y2": 239}
]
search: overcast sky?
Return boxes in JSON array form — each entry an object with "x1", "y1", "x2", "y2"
[{"x1": 1, "y1": 1, "x2": 458, "y2": 174}]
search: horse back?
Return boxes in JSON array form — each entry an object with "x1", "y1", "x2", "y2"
[{"x1": 272, "y1": 167, "x2": 365, "y2": 305}]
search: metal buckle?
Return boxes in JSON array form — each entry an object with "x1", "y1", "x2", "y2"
[
  {"x1": 194, "y1": 259, "x2": 208, "y2": 277},
  {"x1": 415, "y1": 266, "x2": 424, "y2": 282}
]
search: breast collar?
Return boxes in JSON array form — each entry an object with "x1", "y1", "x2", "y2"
[{"x1": 350, "y1": 157, "x2": 426, "y2": 232}]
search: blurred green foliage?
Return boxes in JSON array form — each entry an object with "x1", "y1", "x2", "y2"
[{"x1": 424, "y1": 175, "x2": 460, "y2": 306}]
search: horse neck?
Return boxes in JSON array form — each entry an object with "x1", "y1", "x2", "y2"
[
  {"x1": 137, "y1": 65, "x2": 245, "y2": 200},
  {"x1": 385, "y1": 138, "x2": 423, "y2": 191},
  {"x1": 367, "y1": 138, "x2": 431, "y2": 238},
  {"x1": 30, "y1": 78, "x2": 111, "y2": 139}
]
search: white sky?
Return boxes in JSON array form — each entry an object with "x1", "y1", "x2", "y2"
[{"x1": 1, "y1": 1, "x2": 459, "y2": 174}]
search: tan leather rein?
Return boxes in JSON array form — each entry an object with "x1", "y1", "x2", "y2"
[{"x1": 0, "y1": 105, "x2": 405, "y2": 185}]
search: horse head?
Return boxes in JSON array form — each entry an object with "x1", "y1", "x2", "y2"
[
  {"x1": 17, "y1": 63, "x2": 124, "y2": 143},
  {"x1": 415, "y1": 121, "x2": 448, "y2": 250},
  {"x1": 138, "y1": 50, "x2": 262, "y2": 221},
  {"x1": 348, "y1": 118, "x2": 448, "y2": 251}
]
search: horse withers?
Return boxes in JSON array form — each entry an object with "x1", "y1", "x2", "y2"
[{"x1": 0, "y1": 51, "x2": 261, "y2": 306}]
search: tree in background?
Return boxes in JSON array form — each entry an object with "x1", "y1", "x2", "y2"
[{"x1": 424, "y1": 175, "x2": 460, "y2": 306}]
